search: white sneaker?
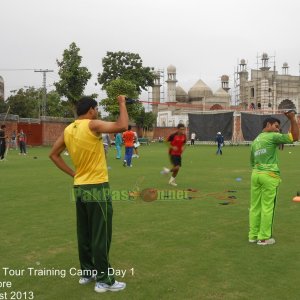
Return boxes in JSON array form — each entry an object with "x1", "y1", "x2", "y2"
[
  {"x1": 160, "y1": 167, "x2": 170, "y2": 175},
  {"x1": 249, "y1": 239, "x2": 257, "y2": 243},
  {"x1": 257, "y1": 238, "x2": 276, "y2": 246},
  {"x1": 169, "y1": 178, "x2": 177, "y2": 186},
  {"x1": 94, "y1": 280, "x2": 126, "y2": 293},
  {"x1": 79, "y1": 276, "x2": 95, "y2": 285},
  {"x1": 123, "y1": 160, "x2": 127, "y2": 167}
]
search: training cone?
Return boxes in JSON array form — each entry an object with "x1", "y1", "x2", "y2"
[{"x1": 292, "y1": 196, "x2": 300, "y2": 202}]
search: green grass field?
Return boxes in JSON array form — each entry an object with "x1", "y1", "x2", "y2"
[{"x1": 1, "y1": 144, "x2": 300, "y2": 300}]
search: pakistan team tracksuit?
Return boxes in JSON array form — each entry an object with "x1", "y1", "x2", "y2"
[
  {"x1": 249, "y1": 131, "x2": 293, "y2": 241},
  {"x1": 64, "y1": 119, "x2": 115, "y2": 285}
]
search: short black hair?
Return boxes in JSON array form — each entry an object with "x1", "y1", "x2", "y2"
[
  {"x1": 76, "y1": 97, "x2": 98, "y2": 116},
  {"x1": 1, "y1": 125, "x2": 6, "y2": 129},
  {"x1": 177, "y1": 123, "x2": 185, "y2": 129},
  {"x1": 263, "y1": 117, "x2": 281, "y2": 129},
  {"x1": 128, "y1": 125, "x2": 132, "y2": 130}
]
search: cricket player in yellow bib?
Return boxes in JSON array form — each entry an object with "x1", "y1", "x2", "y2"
[{"x1": 50, "y1": 95, "x2": 128, "y2": 293}]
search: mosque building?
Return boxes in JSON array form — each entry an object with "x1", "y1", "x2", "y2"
[
  {"x1": 152, "y1": 53, "x2": 300, "y2": 127},
  {"x1": 237, "y1": 53, "x2": 300, "y2": 111},
  {"x1": 152, "y1": 65, "x2": 231, "y2": 127}
]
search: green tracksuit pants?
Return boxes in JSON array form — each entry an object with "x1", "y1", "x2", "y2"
[
  {"x1": 249, "y1": 171, "x2": 281, "y2": 241},
  {"x1": 74, "y1": 183, "x2": 115, "y2": 284}
]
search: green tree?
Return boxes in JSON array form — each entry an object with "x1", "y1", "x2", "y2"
[
  {"x1": 55, "y1": 42, "x2": 92, "y2": 116},
  {"x1": 98, "y1": 51, "x2": 156, "y2": 93},
  {"x1": 0, "y1": 96, "x2": 8, "y2": 114},
  {"x1": 46, "y1": 91, "x2": 74, "y2": 117},
  {"x1": 134, "y1": 108, "x2": 156, "y2": 136},
  {"x1": 6, "y1": 87, "x2": 40, "y2": 118},
  {"x1": 100, "y1": 78, "x2": 142, "y2": 120}
]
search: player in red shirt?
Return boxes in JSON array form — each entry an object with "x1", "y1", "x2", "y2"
[
  {"x1": 122, "y1": 125, "x2": 135, "y2": 167},
  {"x1": 161, "y1": 124, "x2": 187, "y2": 186}
]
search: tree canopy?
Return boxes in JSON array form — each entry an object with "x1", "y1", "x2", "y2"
[
  {"x1": 55, "y1": 42, "x2": 93, "y2": 115},
  {"x1": 98, "y1": 51, "x2": 156, "y2": 93},
  {"x1": 100, "y1": 78, "x2": 142, "y2": 120},
  {"x1": 4, "y1": 87, "x2": 73, "y2": 118}
]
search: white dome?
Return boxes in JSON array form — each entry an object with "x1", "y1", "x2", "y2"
[
  {"x1": 188, "y1": 79, "x2": 213, "y2": 100},
  {"x1": 240, "y1": 59, "x2": 246, "y2": 65},
  {"x1": 214, "y1": 87, "x2": 230, "y2": 98},
  {"x1": 167, "y1": 65, "x2": 176, "y2": 73},
  {"x1": 283, "y1": 62, "x2": 289, "y2": 68}
]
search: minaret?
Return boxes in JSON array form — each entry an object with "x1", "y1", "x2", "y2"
[
  {"x1": 260, "y1": 53, "x2": 271, "y2": 109},
  {"x1": 282, "y1": 62, "x2": 289, "y2": 75},
  {"x1": 238, "y1": 59, "x2": 248, "y2": 104},
  {"x1": 151, "y1": 70, "x2": 161, "y2": 114},
  {"x1": 166, "y1": 65, "x2": 177, "y2": 102},
  {"x1": 221, "y1": 75, "x2": 230, "y2": 92}
]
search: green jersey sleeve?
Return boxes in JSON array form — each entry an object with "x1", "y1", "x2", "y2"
[{"x1": 272, "y1": 132, "x2": 293, "y2": 144}]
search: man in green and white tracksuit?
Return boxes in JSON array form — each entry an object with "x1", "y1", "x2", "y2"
[{"x1": 249, "y1": 112, "x2": 299, "y2": 246}]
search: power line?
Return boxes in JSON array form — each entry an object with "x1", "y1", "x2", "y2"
[{"x1": 0, "y1": 68, "x2": 36, "y2": 71}]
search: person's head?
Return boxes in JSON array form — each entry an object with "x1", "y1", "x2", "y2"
[
  {"x1": 128, "y1": 125, "x2": 132, "y2": 131},
  {"x1": 263, "y1": 117, "x2": 281, "y2": 132},
  {"x1": 76, "y1": 97, "x2": 98, "y2": 119},
  {"x1": 1, "y1": 125, "x2": 6, "y2": 129},
  {"x1": 177, "y1": 123, "x2": 185, "y2": 135}
]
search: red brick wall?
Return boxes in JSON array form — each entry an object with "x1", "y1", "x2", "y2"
[
  {"x1": 2, "y1": 114, "x2": 300, "y2": 146},
  {"x1": 42, "y1": 121, "x2": 71, "y2": 146},
  {"x1": 17, "y1": 123, "x2": 43, "y2": 146}
]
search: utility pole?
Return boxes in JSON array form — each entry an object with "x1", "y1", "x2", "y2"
[{"x1": 34, "y1": 69, "x2": 53, "y2": 117}]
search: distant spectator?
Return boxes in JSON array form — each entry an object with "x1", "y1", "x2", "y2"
[
  {"x1": 114, "y1": 133, "x2": 123, "y2": 159},
  {"x1": 0, "y1": 125, "x2": 7, "y2": 160},
  {"x1": 191, "y1": 132, "x2": 196, "y2": 145},
  {"x1": 18, "y1": 129, "x2": 27, "y2": 155},
  {"x1": 215, "y1": 132, "x2": 224, "y2": 155},
  {"x1": 11, "y1": 130, "x2": 17, "y2": 150}
]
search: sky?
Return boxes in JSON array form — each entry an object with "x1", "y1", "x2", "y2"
[{"x1": 1, "y1": 0, "x2": 300, "y2": 104}]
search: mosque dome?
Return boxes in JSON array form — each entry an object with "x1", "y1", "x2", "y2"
[
  {"x1": 221, "y1": 75, "x2": 229, "y2": 82},
  {"x1": 176, "y1": 85, "x2": 188, "y2": 102},
  {"x1": 214, "y1": 87, "x2": 230, "y2": 98},
  {"x1": 167, "y1": 65, "x2": 176, "y2": 73},
  {"x1": 240, "y1": 59, "x2": 246, "y2": 65},
  {"x1": 262, "y1": 53, "x2": 268, "y2": 59},
  {"x1": 188, "y1": 79, "x2": 213, "y2": 100},
  {"x1": 283, "y1": 62, "x2": 289, "y2": 68}
]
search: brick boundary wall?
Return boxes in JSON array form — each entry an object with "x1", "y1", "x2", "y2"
[{"x1": 2, "y1": 114, "x2": 300, "y2": 146}]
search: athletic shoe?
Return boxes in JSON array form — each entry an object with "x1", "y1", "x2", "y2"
[
  {"x1": 94, "y1": 281, "x2": 126, "y2": 293},
  {"x1": 257, "y1": 238, "x2": 276, "y2": 246},
  {"x1": 123, "y1": 160, "x2": 127, "y2": 167},
  {"x1": 160, "y1": 167, "x2": 170, "y2": 175},
  {"x1": 169, "y1": 178, "x2": 177, "y2": 186},
  {"x1": 79, "y1": 276, "x2": 95, "y2": 285},
  {"x1": 248, "y1": 239, "x2": 257, "y2": 243}
]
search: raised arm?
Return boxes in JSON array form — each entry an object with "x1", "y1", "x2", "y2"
[
  {"x1": 89, "y1": 95, "x2": 128, "y2": 134},
  {"x1": 285, "y1": 111, "x2": 299, "y2": 141}
]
